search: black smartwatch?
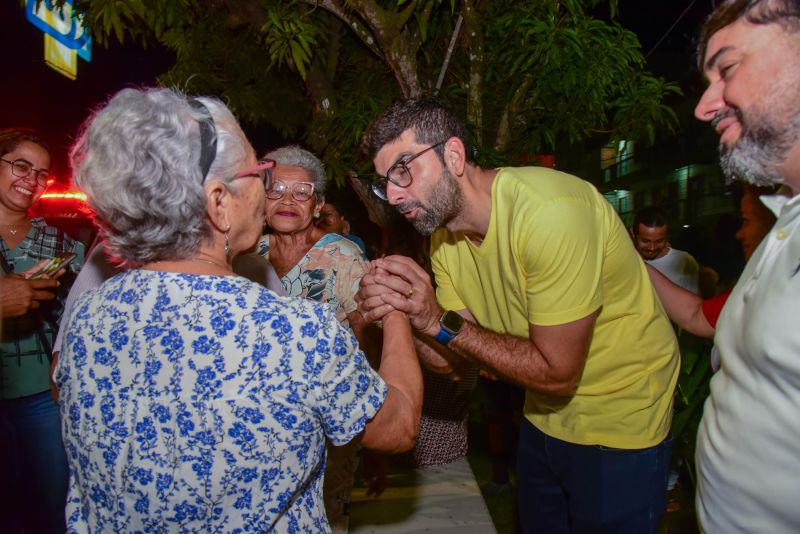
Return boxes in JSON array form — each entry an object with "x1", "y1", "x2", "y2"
[{"x1": 434, "y1": 310, "x2": 466, "y2": 346}]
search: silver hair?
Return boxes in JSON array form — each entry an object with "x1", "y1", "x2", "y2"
[
  {"x1": 70, "y1": 87, "x2": 249, "y2": 267},
  {"x1": 263, "y1": 145, "x2": 327, "y2": 198}
]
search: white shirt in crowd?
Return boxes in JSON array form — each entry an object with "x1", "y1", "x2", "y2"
[{"x1": 646, "y1": 247, "x2": 700, "y2": 294}]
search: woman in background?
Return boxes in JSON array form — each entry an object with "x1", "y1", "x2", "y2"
[
  {"x1": 56, "y1": 87, "x2": 422, "y2": 532},
  {"x1": 0, "y1": 128, "x2": 84, "y2": 534},
  {"x1": 257, "y1": 145, "x2": 378, "y2": 531},
  {"x1": 648, "y1": 184, "x2": 784, "y2": 340}
]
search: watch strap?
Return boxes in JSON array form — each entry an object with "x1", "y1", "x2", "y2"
[{"x1": 434, "y1": 326, "x2": 457, "y2": 346}]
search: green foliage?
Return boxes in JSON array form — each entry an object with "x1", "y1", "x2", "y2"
[
  {"x1": 74, "y1": 0, "x2": 679, "y2": 186},
  {"x1": 471, "y1": 0, "x2": 679, "y2": 156},
  {"x1": 262, "y1": 8, "x2": 318, "y2": 80},
  {"x1": 308, "y1": 44, "x2": 401, "y2": 185},
  {"x1": 672, "y1": 331, "x2": 714, "y2": 487}
]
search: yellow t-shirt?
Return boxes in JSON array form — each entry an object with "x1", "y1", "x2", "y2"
[{"x1": 431, "y1": 167, "x2": 679, "y2": 449}]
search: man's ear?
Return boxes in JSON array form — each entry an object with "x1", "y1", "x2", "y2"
[
  {"x1": 443, "y1": 137, "x2": 467, "y2": 177},
  {"x1": 205, "y1": 181, "x2": 232, "y2": 232}
]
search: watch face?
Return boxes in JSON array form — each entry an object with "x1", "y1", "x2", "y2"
[{"x1": 440, "y1": 310, "x2": 465, "y2": 333}]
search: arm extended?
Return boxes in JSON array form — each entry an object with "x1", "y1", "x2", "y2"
[
  {"x1": 646, "y1": 264, "x2": 714, "y2": 338},
  {"x1": 361, "y1": 311, "x2": 423, "y2": 453},
  {"x1": 360, "y1": 256, "x2": 597, "y2": 396}
]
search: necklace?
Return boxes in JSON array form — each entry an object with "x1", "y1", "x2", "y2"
[
  {"x1": 2, "y1": 224, "x2": 27, "y2": 236},
  {"x1": 185, "y1": 257, "x2": 229, "y2": 270},
  {"x1": 147, "y1": 256, "x2": 231, "y2": 272}
]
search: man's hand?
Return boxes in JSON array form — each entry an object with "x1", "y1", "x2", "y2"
[
  {"x1": 356, "y1": 264, "x2": 402, "y2": 324},
  {"x1": 359, "y1": 256, "x2": 441, "y2": 336}
]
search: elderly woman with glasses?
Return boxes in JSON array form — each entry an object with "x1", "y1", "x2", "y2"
[
  {"x1": 0, "y1": 128, "x2": 85, "y2": 534},
  {"x1": 55, "y1": 87, "x2": 422, "y2": 533},
  {"x1": 256, "y1": 146, "x2": 380, "y2": 531}
]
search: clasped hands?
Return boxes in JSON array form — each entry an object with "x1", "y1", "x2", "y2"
[{"x1": 356, "y1": 255, "x2": 441, "y2": 338}]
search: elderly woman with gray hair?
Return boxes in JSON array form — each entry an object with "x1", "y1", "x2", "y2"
[
  {"x1": 256, "y1": 146, "x2": 379, "y2": 531},
  {"x1": 55, "y1": 87, "x2": 422, "y2": 533}
]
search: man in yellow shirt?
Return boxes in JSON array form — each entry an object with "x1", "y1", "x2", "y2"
[{"x1": 357, "y1": 97, "x2": 680, "y2": 533}]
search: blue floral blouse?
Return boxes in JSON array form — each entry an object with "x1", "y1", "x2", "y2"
[{"x1": 54, "y1": 270, "x2": 386, "y2": 533}]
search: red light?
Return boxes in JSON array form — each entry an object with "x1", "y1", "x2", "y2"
[{"x1": 40, "y1": 191, "x2": 88, "y2": 202}]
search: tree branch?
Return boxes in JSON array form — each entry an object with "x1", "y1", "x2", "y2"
[
  {"x1": 495, "y1": 74, "x2": 535, "y2": 152},
  {"x1": 299, "y1": 0, "x2": 384, "y2": 59}
]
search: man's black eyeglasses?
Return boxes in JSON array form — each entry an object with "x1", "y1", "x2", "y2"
[{"x1": 371, "y1": 140, "x2": 446, "y2": 200}]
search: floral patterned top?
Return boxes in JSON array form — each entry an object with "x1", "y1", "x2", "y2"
[
  {"x1": 257, "y1": 233, "x2": 368, "y2": 332},
  {"x1": 54, "y1": 270, "x2": 386, "y2": 533}
]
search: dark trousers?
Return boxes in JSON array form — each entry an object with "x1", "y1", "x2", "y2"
[
  {"x1": 517, "y1": 419, "x2": 671, "y2": 534},
  {"x1": 0, "y1": 390, "x2": 68, "y2": 534}
]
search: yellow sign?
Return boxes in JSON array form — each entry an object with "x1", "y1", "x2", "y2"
[{"x1": 26, "y1": 0, "x2": 92, "y2": 80}]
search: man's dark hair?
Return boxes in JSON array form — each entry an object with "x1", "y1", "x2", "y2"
[
  {"x1": 363, "y1": 95, "x2": 473, "y2": 164},
  {"x1": 698, "y1": 0, "x2": 800, "y2": 70},
  {"x1": 633, "y1": 206, "x2": 669, "y2": 232},
  {"x1": 0, "y1": 128, "x2": 49, "y2": 158}
]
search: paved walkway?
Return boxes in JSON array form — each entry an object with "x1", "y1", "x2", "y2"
[{"x1": 350, "y1": 457, "x2": 496, "y2": 533}]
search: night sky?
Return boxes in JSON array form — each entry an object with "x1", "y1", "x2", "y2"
[
  {"x1": 617, "y1": 0, "x2": 714, "y2": 87},
  {"x1": 1, "y1": 1, "x2": 715, "y2": 181},
  {"x1": 0, "y1": 2, "x2": 176, "y2": 178}
]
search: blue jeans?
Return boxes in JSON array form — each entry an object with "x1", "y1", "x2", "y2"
[
  {"x1": 0, "y1": 390, "x2": 68, "y2": 534},
  {"x1": 517, "y1": 419, "x2": 671, "y2": 534}
]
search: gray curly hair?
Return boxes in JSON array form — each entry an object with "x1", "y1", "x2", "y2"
[
  {"x1": 70, "y1": 87, "x2": 249, "y2": 267},
  {"x1": 263, "y1": 145, "x2": 326, "y2": 200}
]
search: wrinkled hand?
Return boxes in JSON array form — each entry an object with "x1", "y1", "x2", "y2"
[
  {"x1": 357, "y1": 255, "x2": 441, "y2": 336},
  {"x1": 356, "y1": 264, "x2": 399, "y2": 324},
  {"x1": 0, "y1": 274, "x2": 60, "y2": 318}
]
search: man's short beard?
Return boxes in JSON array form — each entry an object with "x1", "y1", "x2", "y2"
[
  {"x1": 403, "y1": 168, "x2": 464, "y2": 235},
  {"x1": 719, "y1": 85, "x2": 800, "y2": 187},
  {"x1": 720, "y1": 114, "x2": 799, "y2": 186}
]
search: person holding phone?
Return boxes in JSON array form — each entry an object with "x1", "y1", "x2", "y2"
[
  {"x1": 1, "y1": 265, "x2": 60, "y2": 318},
  {"x1": 0, "y1": 128, "x2": 84, "y2": 534}
]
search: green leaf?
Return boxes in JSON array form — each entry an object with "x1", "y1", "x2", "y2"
[{"x1": 290, "y1": 41, "x2": 308, "y2": 79}]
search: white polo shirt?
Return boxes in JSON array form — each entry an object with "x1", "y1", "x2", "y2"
[{"x1": 696, "y1": 194, "x2": 800, "y2": 532}]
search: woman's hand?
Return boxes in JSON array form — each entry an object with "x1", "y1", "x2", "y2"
[{"x1": 0, "y1": 275, "x2": 60, "y2": 318}]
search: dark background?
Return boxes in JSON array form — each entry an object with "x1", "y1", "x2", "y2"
[
  {"x1": 1, "y1": 1, "x2": 284, "y2": 180},
  {"x1": 1, "y1": 1, "x2": 715, "y2": 180}
]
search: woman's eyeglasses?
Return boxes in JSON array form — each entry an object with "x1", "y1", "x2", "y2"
[
  {"x1": 266, "y1": 180, "x2": 316, "y2": 202},
  {"x1": 233, "y1": 159, "x2": 275, "y2": 190},
  {"x1": 1, "y1": 158, "x2": 51, "y2": 187}
]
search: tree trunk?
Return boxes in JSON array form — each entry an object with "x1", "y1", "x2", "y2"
[{"x1": 463, "y1": 0, "x2": 485, "y2": 147}]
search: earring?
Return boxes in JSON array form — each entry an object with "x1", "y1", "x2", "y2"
[
  {"x1": 224, "y1": 226, "x2": 231, "y2": 258},
  {"x1": 314, "y1": 211, "x2": 321, "y2": 219}
]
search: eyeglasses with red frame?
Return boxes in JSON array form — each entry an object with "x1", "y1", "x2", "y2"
[{"x1": 232, "y1": 159, "x2": 275, "y2": 190}]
